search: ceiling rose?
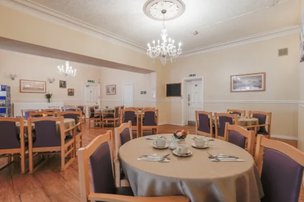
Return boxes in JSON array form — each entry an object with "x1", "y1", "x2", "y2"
[{"x1": 143, "y1": 0, "x2": 185, "y2": 21}]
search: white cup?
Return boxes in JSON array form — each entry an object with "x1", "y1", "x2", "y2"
[
  {"x1": 194, "y1": 137, "x2": 208, "y2": 148},
  {"x1": 176, "y1": 144, "x2": 189, "y2": 155},
  {"x1": 153, "y1": 137, "x2": 166, "y2": 148}
]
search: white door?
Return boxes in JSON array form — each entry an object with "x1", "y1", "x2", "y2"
[
  {"x1": 185, "y1": 79, "x2": 203, "y2": 125},
  {"x1": 122, "y1": 84, "x2": 133, "y2": 107},
  {"x1": 85, "y1": 84, "x2": 100, "y2": 106}
]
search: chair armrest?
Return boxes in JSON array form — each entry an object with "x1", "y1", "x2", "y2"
[
  {"x1": 88, "y1": 193, "x2": 189, "y2": 202},
  {"x1": 64, "y1": 122, "x2": 81, "y2": 133}
]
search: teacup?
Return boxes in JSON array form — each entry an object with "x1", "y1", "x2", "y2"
[
  {"x1": 193, "y1": 137, "x2": 208, "y2": 148},
  {"x1": 176, "y1": 144, "x2": 189, "y2": 155},
  {"x1": 153, "y1": 136, "x2": 166, "y2": 148}
]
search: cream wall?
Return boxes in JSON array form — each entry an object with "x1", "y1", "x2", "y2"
[
  {"x1": 158, "y1": 33, "x2": 299, "y2": 140},
  {"x1": 100, "y1": 68, "x2": 156, "y2": 108}
]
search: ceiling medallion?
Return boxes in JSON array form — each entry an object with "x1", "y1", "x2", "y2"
[
  {"x1": 144, "y1": 0, "x2": 185, "y2": 64},
  {"x1": 143, "y1": 0, "x2": 185, "y2": 21}
]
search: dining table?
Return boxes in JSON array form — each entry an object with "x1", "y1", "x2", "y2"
[{"x1": 119, "y1": 134, "x2": 263, "y2": 202}]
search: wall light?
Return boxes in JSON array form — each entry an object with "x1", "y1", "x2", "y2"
[
  {"x1": 48, "y1": 77, "x2": 56, "y2": 84},
  {"x1": 9, "y1": 73, "x2": 17, "y2": 80}
]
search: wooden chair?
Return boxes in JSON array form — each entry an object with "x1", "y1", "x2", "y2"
[
  {"x1": 227, "y1": 109, "x2": 246, "y2": 117},
  {"x1": 248, "y1": 110, "x2": 272, "y2": 138},
  {"x1": 21, "y1": 109, "x2": 38, "y2": 119},
  {"x1": 140, "y1": 108, "x2": 158, "y2": 137},
  {"x1": 255, "y1": 135, "x2": 304, "y2": 202},
  {"x1": 214, "y1": 112, "x2": 237, "y2": 140},
  {"x1": 58, "y1": 111, "x2": 84, "y2": 151},
  {"x1": 195, "y1": 111, "x2": 213, "y2": 137},
  {"x1": 114, "y1": 121, "x2": 133, "y2": 187},
  {"x1": 29, "y1": 110, "x2": 56, "y2": 117},
  {"x1": 103, "y1": 106, "x2": 122, "y2": 128},
  {"x1": 27, "y1": 116, "x2": 75, "y2": 173},
  {"x1": 88, "y1": 106, "x2": 103, "y2": 128},
  {"x1": 0, "y1": 117, "x2": 25, "y2": 174},
  {"x1": 224, "y1": 123, "x2": 255, "y2": 155},
  {"x1": 77, "y1": 131, "x2": 189, "y2": 202},
  {"x1": 120, "y1": 107, "x2": 139, "y2": 136}
]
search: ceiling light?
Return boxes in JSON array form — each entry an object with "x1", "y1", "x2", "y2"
[
  {"x1": 144, "y1": 0, "x2": 185, "y2": 65},
  {"x1": 57, "y1": 61, "x2": 77, "y2": 77}
]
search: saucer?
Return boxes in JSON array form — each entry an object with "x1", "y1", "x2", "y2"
[
  {"x1": 172, "y1": 149, "x2": 192, "y2": 157},
  {"x1": 152, "y1": 143, "x2": 169, "y2": 149},
  {"x1": 191, "y1": 143, "x2": 209, "y2": 149}
]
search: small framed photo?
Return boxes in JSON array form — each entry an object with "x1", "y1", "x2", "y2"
[
  {"x1": 20, "y1": 79, "x2": 46, "y2": 93},
  {"x1": 67, "y1": 88, "x2": 74, "y2": 96},
  {"x1": 231, "y1": 72, "x2": 266, "y2": 92},
  {"x1": 106, "y1": 84, "x2": 116, "y2": 95},
  {"x1": 59, "y1": 80, "x2": 66, "y2": 88}
]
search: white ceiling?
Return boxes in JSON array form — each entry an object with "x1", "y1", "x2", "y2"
[{"x1": 6, "y1": 0, "x2": 302, "y2": 55}]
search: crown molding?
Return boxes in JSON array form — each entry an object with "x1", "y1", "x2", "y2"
[
  {"x1": 3, "y1": 0, "x2": 145, "y2": 53},
  {"x1": 182, "y1": 25, "x2": 300, "y2": 57}
]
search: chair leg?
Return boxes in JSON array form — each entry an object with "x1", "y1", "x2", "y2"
[
  {"x1": 21, "y1": 151, "x2": 25, "y2": 174},
  {"x1": 29, "y1": 150, "x2": 33, "y2": 174}
]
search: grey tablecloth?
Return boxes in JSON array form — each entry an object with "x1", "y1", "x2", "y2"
[{"x1": 119, "y1": 134, "x2": 263, "y2": 202}]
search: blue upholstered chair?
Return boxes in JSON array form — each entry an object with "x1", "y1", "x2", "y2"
[
  {"x1": 140, "y1": 108, "x2": 158, "y2": 137},
  {"x1": 0, "y1": 117, "x2": 25, "y2": 174},
  {"x1": 214, "y1": 113, "x2": 237, "y2": 140},
  {"x1": 195, "y1": 111, "x2": 213, "y2": 137},
  {"x1": 249, "y1": 110, "x2": 272, "y2": 138},
  {"x1": 77, "y1": 130, "x2": 189, "y2": 202},
  {"x1": 114, "y1": 121, "x2": 133, "y2": 187},
  {"x1": 255, "y1": 135, "x2": 304, "y2": 202},
  {"x1": 224, "y1": 123, "x2": 255, "y2": 155},
  {"x1": 27, "y1": 116, "x2": 75, "y2": 173}
]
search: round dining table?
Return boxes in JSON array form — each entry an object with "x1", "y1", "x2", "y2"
[{"x1": 119, "y1": 134, "x2": 263, "y2": 202}]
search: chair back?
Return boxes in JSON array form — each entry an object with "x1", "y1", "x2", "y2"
[
  {"x1": 28, "y1": 117, "x2": 64, "y2": 147},
  {"x1": 214, "y1": 113, "x2": 237, "y2": 139},
  {"x1": 255, "y1": 135, "x2": 304, "y2": 202},
  {"x1": 195, "y1": 111, "x2": 213, "y2": 137},
  {"x1": 249, "y1": 111, "x2": 272, "y2": 136},
  {"x1": 0, "y1": 117, "x2": 23, "y2": 149},
  {"x1": 142, "y1": 108, "x2": 158, "y2": 126},
  {"x1": 225, "y1": 123, "x2": 255, "y2": 155},
  {"x1": 59, "y1": 111, "x2": 82, "y2": 124},
  {"x1": 77, "y1": 131, "x2": 116, "y2": 201},
  {"x1": 121, "y1": 108, "x2": 138, "y2": 126}
]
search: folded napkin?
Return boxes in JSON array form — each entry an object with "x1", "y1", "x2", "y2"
[
  {"x1": 137, "y1": 154, "x2": 170, "y2": 162},
  {"x1": 209, "y1": 158, "x2": 245, "y2": 162}
]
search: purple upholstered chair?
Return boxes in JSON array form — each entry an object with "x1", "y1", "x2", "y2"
[
  {"x1": 195, "y1": 111, "x2": 213, "y2": 137},
  {"x1": 225, "y1": 123, "x2": 255, "y2": 155},
  {"x1": 255, "y1": 135, "x2": 304, "y2": 202},
  {"x1": 114, "y1": 121, "x2": 133, "y2": 187},
  {"x1": 121, "y1": 108, "x2": 139, "y2": 136},
  {"x1": 249, "y1": 111, "x2": 272, "y2": 138},
  {"x1": 27, "y1": 116, "x2": 75, "y2": 173},
  {"x1": 214, "y1": 113, "x2": 237, "y2": 140},
  {"x1": 77, "y1": 131, "x2": 189, "y2": 202},
  {"x1": 140, "y1": 108, "x2": 158, "y2": 137},
  {"x1": 0, "y1": 117, "x2": 25, "y2": 174}
]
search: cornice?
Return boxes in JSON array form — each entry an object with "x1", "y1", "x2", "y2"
[
  {"x1": 182, "y1": 25, "x2": 300, "y2": 57},
  {"x1": 4, "y1": 0, "x2": 145, "y2": 53}
]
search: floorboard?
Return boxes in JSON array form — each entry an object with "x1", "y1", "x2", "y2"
[{"x1": 0, "y1": 122, "x2": 302, "y2": 202}]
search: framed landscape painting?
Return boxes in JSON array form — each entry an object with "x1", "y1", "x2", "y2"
[
  {"x1": 20, "y1": 79, "x2": 46, "y2": 93},
  {"x1": 230, "y1": 72, "x2": 265, "y2": 92}
]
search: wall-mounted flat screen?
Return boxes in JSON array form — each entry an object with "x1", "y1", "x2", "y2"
[{"x1": 166, "y1": 83, "x2": 181, "y2": 97}]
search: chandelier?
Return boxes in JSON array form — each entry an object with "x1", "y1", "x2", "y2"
[
  {"x1": 57, "y1": 61, "x2": 77, "y2": 77},
  {"x1": 144, "y1": 0, "x2": 185, "y2": 64}
]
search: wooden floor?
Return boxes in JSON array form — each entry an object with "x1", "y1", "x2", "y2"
[{"x1": 0, "y1": 122, "x2": 303, "y2": 202}]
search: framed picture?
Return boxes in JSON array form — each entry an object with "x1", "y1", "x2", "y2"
[
  {"x1": 106, "y1": 84, "x2": 116, "y2": 95},
  {"x1": 20, "y1": 79, "x2": 46, "y2": 93},
  {"x1": 67, "y1": 88, "x2": 74, "y2": 96},
  {"x1": 59, "y1": 80, "x2": 66, "y2": 88},
  {"x1": 230, "y1": 72, "x2": 266, "y2": 92}
]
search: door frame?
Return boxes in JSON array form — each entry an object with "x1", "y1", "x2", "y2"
[{"x1": 182, "y1": 77, "x2": 204, "y2": 125}]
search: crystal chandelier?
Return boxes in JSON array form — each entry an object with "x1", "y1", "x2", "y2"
[
  {"x1": 57, "y1": 61, "x2": 77, "y2": 77},
  {"x1": 144, "y1": 0, "x2": 185, "y2": 64}
]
